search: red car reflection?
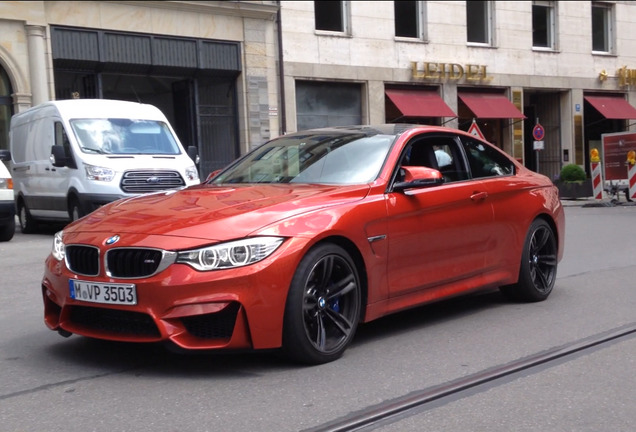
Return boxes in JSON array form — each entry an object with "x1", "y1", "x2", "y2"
[{"x1": 42, "y1": 125, "x2": 565, "y2": 364}]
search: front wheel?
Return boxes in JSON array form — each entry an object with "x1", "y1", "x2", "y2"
[
  {"x1": 18, "y1": 200, "x2": 37, "y2": 234},
  {"x1": 500, "y1": 219, "x2": 558, "y2": 302},
  {"x1": 282, "y1": 243, "x2": 362, "y2": 365},
  {"x1": 69, "y1": 197, "x2": 83, "y2": 222}
]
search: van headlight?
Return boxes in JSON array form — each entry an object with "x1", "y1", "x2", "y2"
[
  {"x1": 185, "y1": 165, "x2": 199, "y2": 182},
  {"x1": 85, "y1": 163, "x2": 115, "y2": 181},
  {"x1": 52, "y1": 231, "x2": 65, "y2": 261},
  {"x1": 176, "y1": 237, "x2": 284, "y2": 271}
]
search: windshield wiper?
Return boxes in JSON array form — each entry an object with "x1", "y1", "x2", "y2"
[{"x1": 81, "y1": 147, "x2": 104, "y2": 154}]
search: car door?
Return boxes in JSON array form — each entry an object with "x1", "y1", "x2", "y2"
[
  {"x1": 385, "y1": 133, "x2": 495, "y2": 298},
  {"x1": 457, "y1": 135, "x2": 523, "y2": 276}
]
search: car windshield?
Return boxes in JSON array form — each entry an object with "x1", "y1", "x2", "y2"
[
  {"x1": 212, "y1": 132, "x2": 396, "y2": 185},
  {"x1": 70, "y1": 118, "x2": 181, "y2": 155}
]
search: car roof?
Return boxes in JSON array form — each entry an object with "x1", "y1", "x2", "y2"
[{"x1": 283, "y1": 124, "x2": 479, "y2": 141}]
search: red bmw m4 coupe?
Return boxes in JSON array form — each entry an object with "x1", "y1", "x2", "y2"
[{"x1": 42, "y1": 124, "x2": 565, "y2": 364}]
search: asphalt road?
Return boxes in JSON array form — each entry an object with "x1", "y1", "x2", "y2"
[{"x1": 0, "y1": 204, "x2": 635, "y2": 432}]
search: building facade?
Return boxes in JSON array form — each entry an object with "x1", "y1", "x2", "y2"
[
  {"x1": 2, "y1": 1, "x2": 636, "y2": 181},
  {"x1": 279, "y1": 0, "x2": 636, "y2": 181},
  {"x1": 0, "y1": 0, "x2": 280, "y2": 178}
]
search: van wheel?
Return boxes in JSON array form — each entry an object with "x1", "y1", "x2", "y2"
[
  {"x1": 69, "y1": 198, "x2": 83, "y2": 221},
  {"x1": 0, "y1": 218, "x2": 15, "y2": 241},
  {"x1": 18, "y1": 201, "x2": 37, "y2": 234}
]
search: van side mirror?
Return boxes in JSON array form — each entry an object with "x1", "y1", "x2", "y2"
[
  {"x1": 187, "y1": 146, "x2": 199, "y2": 164},
  {"x1": 50, "y1": 145, "x2": 69, "y2": 168},
  {"x1": 0, "y1": 149, "x2": 10, "y2": 162}
]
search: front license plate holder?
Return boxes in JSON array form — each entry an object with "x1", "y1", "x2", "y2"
[{"x1": 69, "y1": 280, "x2": 137, "y2": 305}]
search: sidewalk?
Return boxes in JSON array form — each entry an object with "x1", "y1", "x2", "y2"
[{"x1": 560, "y1": 194, "x2": 636, "y2": 207}]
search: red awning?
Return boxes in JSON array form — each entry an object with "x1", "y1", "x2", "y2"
[
  {"x1": 385, "y1": 89, "x2": 457, "y2": 118},
  {"x1": 584, "y1": 96, "x2": 636, "y2": 119},
  {"x1": 458, "y1": 93, "x2": 525, "y2": 119}
]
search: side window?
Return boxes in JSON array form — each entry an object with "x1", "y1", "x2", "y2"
[
  {"x1": 401, "y1": 136, "x2": 469, "y2": 183},
  {"x1": 460, "y1": 137, "x2": 514, "y2": 179},
  {"x1": 55, "y1": 121, "x2": 76, "y2": 168}
]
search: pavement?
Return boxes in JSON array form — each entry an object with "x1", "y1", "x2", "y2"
[{"x1": 560, "y1": 194, "x2": 636, "y2": 207}]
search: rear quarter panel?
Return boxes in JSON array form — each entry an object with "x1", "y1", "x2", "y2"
[{"x1": 481, "y1": 170, "x2": 564, "y2": 278}]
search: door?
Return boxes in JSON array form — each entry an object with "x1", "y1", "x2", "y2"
[{"x1": 385, "y1": 134, "x2": 495, "y2": 298}]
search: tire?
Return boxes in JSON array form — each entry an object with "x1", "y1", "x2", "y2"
[
  {"x1": 0, "y1": 218, "x2": 15, "y2": 242},
  {"x1": 69, "y1": 197, "x2": 83, "y2": 222},
  {"x1": 500, "y1": 219, "x2": 558, "y2": 302},
  {"x1": 18, "y1": 200, "x2": 38, "y2": 234},
  {"x1": 282, "y1": 243, "x2": 362, "y2": 365}
]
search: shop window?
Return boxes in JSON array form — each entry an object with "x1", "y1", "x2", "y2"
[
  {"x1": 395, "y1": 1, "x2": 426, "y2": 40},
  {"x1": 592, "y1": 2, "x2": 614, "y2": 53},
  {"x1": 532, "y1": 1, "x2": 556, "y2": 49},
  {"x1": 295, "y1": 81, "x2": 361, "y2": 131},
  {"x1": 314, "y1": 1, "x2": 350, "y2": 34},
  {"x1": 466, "y1": 0, "x2": 493, "y2": 45}
]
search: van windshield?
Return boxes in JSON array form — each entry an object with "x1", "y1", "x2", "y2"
[{"x1": 69, "y1": 119, "x2": 182, "y2": 155}]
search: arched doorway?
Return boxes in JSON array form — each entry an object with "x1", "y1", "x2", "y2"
[{"x1": 0, "y1": 65, "x2": 14, "y2": 153}]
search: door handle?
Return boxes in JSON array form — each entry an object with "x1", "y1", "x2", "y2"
[{"x1": 470, "y1": 191, "x2": 488, "y2": 201}]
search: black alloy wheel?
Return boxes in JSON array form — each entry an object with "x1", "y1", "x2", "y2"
[
  {"x1": 283, "y1": 243, "x2": 361, "y2": 365},
  {"x1": 501, "y1": 219, "x2": 558, "y2": 302}
]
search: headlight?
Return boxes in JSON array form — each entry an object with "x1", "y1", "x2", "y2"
[
  {"x1": 185, "y1": 165, "x2": 199, "y2": 182},
  {"x1": 85, "y1": 163, "x2": 115, "y2": 181},
  {"x1": 52, "y1": 230, "x2": 65, "y2": 261},
  {"x1": 176, "y1": 237, "x2": 284, "y2": 271}
]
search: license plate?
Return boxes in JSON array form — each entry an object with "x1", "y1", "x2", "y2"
[{"x1": 69, "y1": 280, "x2": 137, "y2": 305}]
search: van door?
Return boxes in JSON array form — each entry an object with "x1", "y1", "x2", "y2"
[{"x1": 27, "y1": 119, "x2": 73, "y2": 220}]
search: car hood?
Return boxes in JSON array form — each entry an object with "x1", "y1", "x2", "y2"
[{"x1": 70, "y1": 183, "x2": 370, "y2": 242}]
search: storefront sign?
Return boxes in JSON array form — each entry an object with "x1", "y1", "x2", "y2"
[
  {"x1": 411, "y1": 62, "x2": 493, "y2": 82},
  {"x1": 617, "y1": 66, "x2": 636, "y2": 87},
  {"x1": 598, "y1": 67, "x2": 636, "y2": 87}
]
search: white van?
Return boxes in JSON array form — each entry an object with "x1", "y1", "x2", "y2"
[
  {"x1": 0, "y1": 149, "x2": 15, "y2": 241},
  {"x1": 9, "y1": 99, "x2": 199, "y2": 233}
]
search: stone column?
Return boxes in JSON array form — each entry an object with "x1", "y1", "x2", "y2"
[{"x1": 25, "y1": 25, "x2": 49, "y2": 106}]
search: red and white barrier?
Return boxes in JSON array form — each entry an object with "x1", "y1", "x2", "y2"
[
  {"x1": 591, "y1": 161, "x2": 604, "y2": 200},
  {"x1": 628, "y1": 162, "x2": 636, "y2": 201}
]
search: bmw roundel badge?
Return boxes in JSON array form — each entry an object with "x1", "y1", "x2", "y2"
[{"x1": 105, "y1": 235, "x2": 120, "y2": 245}]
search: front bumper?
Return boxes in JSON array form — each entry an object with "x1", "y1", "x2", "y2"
[{"x1": 41, "y1": 238, "x2": 303, "y2": 351}]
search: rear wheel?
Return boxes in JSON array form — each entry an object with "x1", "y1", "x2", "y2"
[
  {"x1": 0, "y1": 218, "x2": 15, "y2": 241},
  {"x1": 18, "y1": 200, "x2": 37, "y2": 234},
  {"x1": 500, "y1": 219, "x2": 557, "y2": 302},
  {"x1": 282, "y1": 243, "x2": 362, "y2": 365}
]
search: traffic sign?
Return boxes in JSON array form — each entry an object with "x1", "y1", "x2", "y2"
[
  {"x1": 468, "y1": 121, "x2": 485, "y2": 140},
  {"x1": 532, "y1": 123, "x2": 545, "y2": 141}
]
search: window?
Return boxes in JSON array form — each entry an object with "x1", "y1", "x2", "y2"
[
  {"x1": 295, "y1": 81, "x2": 362, "y2": 130},
  {"x1": 395, "y1": 1, "x2": 426, "y2": 40},
  {"x1": 592, "y1": 2, "x2": 614, "y2": 53},
  {"x1": 532, "y1": 1, "x2": 556, "y2": 49},
  {"x1": 315, "y1": 1, "x2": 349, "y2": 33},
  {"x1": 460, "y1": 137, "x2": 514, "y2": 179},
  {"x1": 401, "y1": 136, "x2": 469, "y2": 183},
  {"x1": 466, "y1": 0, "x2": 493, "y2": 45}
]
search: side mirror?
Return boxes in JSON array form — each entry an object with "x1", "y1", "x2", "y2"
[
  {"x1": 394, "y1": 166, "x2": 444, "y2": 192},
  {"x1": 0, "y1": 149, "x2": 11, "y2": 162},
  {"x1": 50, "y1": 145, "x2": 69, "y2": 168},
  {"x1": 206, "y1": 169, "x2": 221, "y2": 182},
  {"x1": 187, "y1": 146, "x2": 199, "y2": 164}
]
